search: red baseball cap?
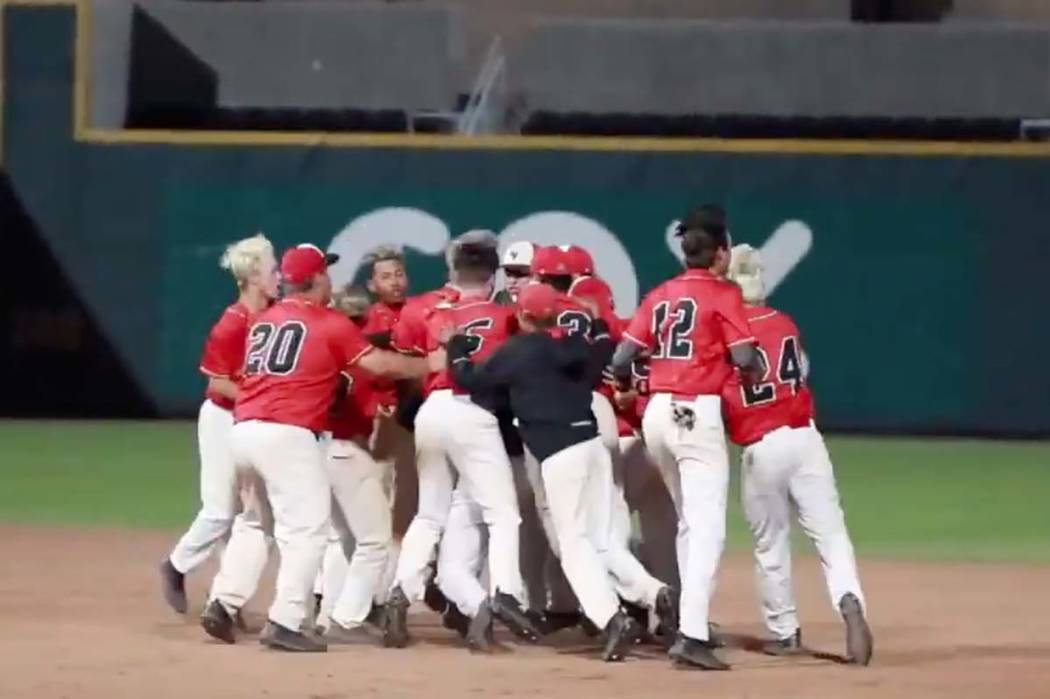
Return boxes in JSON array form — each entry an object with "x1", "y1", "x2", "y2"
[
  {"x1": 564, "y1": 245, "x2": 595, "y2": 276},
  {"x1": 531, "y1": 246, "x2": 573, "y2": 277},
  {"x1": 516, "y1": 282, "x2": 564, "y2": 321},
  {"x1": 571, "y1": 275, "x2": 615, "y2": 314},
  {"x1": 280, "y1": 244, "x2": 339, "y2": 285}
]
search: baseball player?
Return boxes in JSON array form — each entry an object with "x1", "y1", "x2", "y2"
[
  {"x1": 448, "y1": 283, "x2": 677, "y2": 662},
  {"x1": 384, "y1": 231, "x2": 538, "y2": 650},
  {"x1": 723, "y1": 245, "x2": 872, "y2": 665},
  {"x1": 359, "y1": 246, "x2": 416, "y2": 543},
  {"x1": 610, "y1": 204, "x2": 763, "y2": 670},
  {"x1": 159, "y1": 233, "x2": 279, "y2": 614},
  {"x1": 495, "y1": 241, "x2": 534, "y2": 303},
  {"x1": 315, "y1": 285, "x2": 396, "y2": 644},
  {"x1": 198, "y1": 243, "x2": 432, "y2": 652}
]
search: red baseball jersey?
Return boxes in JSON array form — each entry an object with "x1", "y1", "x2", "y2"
[
  {"x1": 235, "y1": 298, "x2": 374, "y2": 433},
  {"x1": 199, "y1": 302, "x2": 253, "y2": 411},
  {"x1": 722, "y1": 306, "x2": 815, "y2": 446},
  {"x1": 362, "y1": 301, "x2": 404, "y2": 410},
  {"x1": 391, "y1": 286, "x2": 460, "y2": 356},
  {"x1": 329, "y1": 363, "x2": 379, "y2": 441},
  {"x1": 422, "y1": 297, "x2": 517, "y2": 395},
  {"x1": 624, "y1": 269, "x2": 754, "y2": 397},
  {"x1": 570, "y1": 275, "x2": 616, "y2": 318}
]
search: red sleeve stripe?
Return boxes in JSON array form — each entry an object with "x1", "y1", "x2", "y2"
[
  {"x1": 199, "y1": 366, "x2": 229, "y2": 379},
  {"x1": 622, "y1": 332, "x2": 647, "y2": 347},
  {"x1": 727, "y1": 337, "x2": 757, "y2": 347}
]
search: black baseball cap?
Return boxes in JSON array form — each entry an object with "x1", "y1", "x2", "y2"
[{"x1": 675, "y1": 204, "x2": 728, "y2": 242}]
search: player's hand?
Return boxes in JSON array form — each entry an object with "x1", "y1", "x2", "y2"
[
  {"x1": 446, "y1": 334, "x2": 473, "y2": 362},
  {"x1": 426, "y1": 348, "x2": 447, "y2": 373},
  {"x1": 613, "y1": 389, "x2": 637, "y2": 410},
  {"x1": 436, "y1": 322, "x2": 456, "y2": 346}
]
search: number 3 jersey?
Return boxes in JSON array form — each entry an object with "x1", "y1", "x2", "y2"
[
  {"x1": 235, "y1": 297, "x2": 375, "y2": 433},
  {"x1": 624, "y1": 269, "x2": 755, "y2": 397},
  {"x1": 721, "y1": 306, "x2": 815, "y2": 446}
]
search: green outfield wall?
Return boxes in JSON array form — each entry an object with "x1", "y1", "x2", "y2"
[{"x1": 3, "y1": 5, "x2": 1049, "y2": 434}]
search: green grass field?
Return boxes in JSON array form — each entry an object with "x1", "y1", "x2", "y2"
[{"x1": 0, "y1": 420, "x2": 1047, "y2": 563}]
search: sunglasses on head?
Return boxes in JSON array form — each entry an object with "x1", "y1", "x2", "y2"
[{"x1": 503, "y1": 268, "x2": 531, "y2": 279}]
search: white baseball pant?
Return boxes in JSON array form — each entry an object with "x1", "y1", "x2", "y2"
[
  {"x1": 324, "y1": 437, "x2": 393, "y2": 629},
  {"x1": 523, "y1": 446, "x2": 579, "y2": 613},
  {"x1": 620, "y1": 434, "x2": 680, "y2": 589},
  {"x1": 208, "y1": 478, "x2": 271, "y2": 613},
  {"x1": 591, "y1": 393, "x2": 634, "y2": 548},
  {"x1": 643, "y1": 393, "x2": 729, "y2": 642},
  {"x1": 741, "y1": 424, "x2": 866, "y2": 640},
  {"x1": 229, "y1": 420, "x2": 330, "y2": 632},
  {"x1": 168, "y1": 400, "x2": 237, "y2": 574},
  {"x1": 392, "y1": 390, "x2": 524, "y2": 603},
  {"x1": 543, "y1": 437, "x2": 665, "y2": 628},
  {"x1": 436, "y1": 482, "x2": 488, "y2": 617}
]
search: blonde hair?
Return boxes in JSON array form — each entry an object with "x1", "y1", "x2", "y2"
[
  {"x1": 219, "y1": 234, "x2": 274, "y2": 288},
  {"x1": 727, "y1": 244, "x2": 765, "y2": 304},
  {"x1": 331, "y1": 284, "x2": 371, "y2": 319}
]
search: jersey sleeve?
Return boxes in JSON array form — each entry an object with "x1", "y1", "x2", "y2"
[
  {"x1": 199, "y1": 310, "x2": 247, "y2": 378},
  {"x1": 623, "y1": 291, "x2": 656, "y2": 349},
  {"x1": 391, "y1": 301, "x2": 426, "y2": 355},
  {"x1": 717, "y1": 285, "x2": 756, "y2": 347},
  {"x1": 333, "y1": 314, "x2": 375, "y2": 368}
]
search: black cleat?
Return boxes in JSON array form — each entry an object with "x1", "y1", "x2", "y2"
[
  {"x1": 839, "y1": 593, "x2": 873, "y2": 666},
  {"x1": 762, "y1": 628, "x2": 805, "y2": 656},
  {"x1": 622, "y1": 599, "x2": 649, "y2": 643},
  {"x1": 602, "y1": 611, "x2": 641, "y2": 662},
  {"x1": 200, "y1": 599, "x2": 236, "y2": 644},
  {"x1": 491, "y1": 592, "x2": 541, "y2": 642},
  {"x1": 543, "y1": 610, "x2": 583, "y2": 634},
  {"x1": 260, "y1": 621, "x2": 328, "y2": 652},
  {"x1": 669, "y1": 634, "x2": 730, "y2": 671},
  {"x1": 324, "y1": 621, "x2": 380, "y2": 645},
  {"x1": 654, "y1": 587, "x2": 679, "y2": 648},
  {"x1": 443, "y1": 604, "x2": 471, "y2": 639},
  {"x1": 382, "y1": 586, "x2": 411, "y2": 648},
  {"x1": 465, "y1": 600, "x2": 495, "y2": 653},
  {"x1": 423, "y1": 582, "x2": 449, "y2": 614},
  {"x1": 159, "y1": 559, "x2": 187, "y2": 614}
]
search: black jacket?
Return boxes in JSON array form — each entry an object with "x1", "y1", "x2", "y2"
[{"x1": 448, "y1": 320, "x2": 612, "y2": 462}]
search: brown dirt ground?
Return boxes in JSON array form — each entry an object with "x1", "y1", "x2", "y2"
[{"x1": 1, "y1": 526, "x2": 1048, "y2": 699}]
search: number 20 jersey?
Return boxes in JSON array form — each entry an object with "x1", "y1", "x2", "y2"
[
  {"x1": 235, "y1": 298, "x2": 374, "y2": 433},
  {"x1": 624, "y1": 269, "x2": 754, "y2": 397},
  {"x1": 721, "y1": 306, "x2": 815, "y2": 446}
]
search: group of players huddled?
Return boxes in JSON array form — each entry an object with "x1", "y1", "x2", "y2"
[{"x1": 158, "y1": 204, "x2": 873, "y2": 669}]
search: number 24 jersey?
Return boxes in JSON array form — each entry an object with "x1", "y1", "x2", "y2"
[
  {"x1": 721, "y1": 306, "x2": 815, "y2": 446},
  {"x1": 235, "y1": 298, "x2": 374, "y2": 433},
  {"x1": 624, "y1": 269, "x2": 754, "y2": 397}
]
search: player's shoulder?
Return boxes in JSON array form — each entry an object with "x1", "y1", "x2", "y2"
[{"x1": 749, "y1": 305, "x2": 800, "y2": 334}]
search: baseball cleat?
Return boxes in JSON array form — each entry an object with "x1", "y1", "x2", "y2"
[
  {"x1": 491, "y1": 592, "x2": 542, "y2": 642},
  {"x1": 159, "y1": 559, "x2": 187, "y2": 614},
  {"x1": 382, "y1": 586, "x2": 411, "y2": 648},
  {"x1": 443, "y1": 603, "x2": 471, "y2": 639},
  {"x1": 200, "y1": 599, "x2": 236, "y2": 644},
  {"x1": 708, "y1": 621, "x2": 727, "y2": 648},
  {"x1": 260, "y1": 621, "x2": 328, "y2": 652},
  {"x1": 602, "y1": 611, "x2": 641, "y2": 662},
  {"x1": 654, "y1": 587, "x2": 680, "y2": 648},
  {"x1": 465, "y1": 600, "x2": 495, "y2": 653},
  {"x1": 423, "y1": 582, "x2": 450, "y2": 614},
  {"x1": 323, "y1": 621, "x2": 379, "y2": 645},
  {"x1": 839, "y1": 593, "x2": 873, "y2": 666},
  {"x1": 762, "y1": 629, "x2": 805, "y2": 656},
  {"x1": 542, "y1": 610, "x2": 583, "y2": 634},
  {"x1": 669, "y1": 634, "x2": 730, "y2": 671},
  {"x1": 622, "y1": 600, "x2": 650, "y2": 643}
]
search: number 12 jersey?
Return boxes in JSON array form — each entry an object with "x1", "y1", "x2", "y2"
[{"x1": 624, "y1": 269, "x2": 754, "y2": 397}]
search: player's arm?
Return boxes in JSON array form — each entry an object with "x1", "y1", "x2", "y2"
[
  {"x1": 609, "y1": 295, "x2": 655, "y2": 379},
  {"x1": 446, "y1": 336, "x2": 517, "y2": 393},
  {"x1": 719, "y1": 286, "x2": 764, "y2": 381},
  {"x1": 206, "y1": 376, "x2": 238, "y2": 401},
  {"x1": 357, "y1": 348, "x2": 431, "y2": 380}
]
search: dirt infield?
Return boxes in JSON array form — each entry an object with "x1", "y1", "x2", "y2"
[{"x1": 2, "y1": 527, "x2": 1048, "y2": 699}]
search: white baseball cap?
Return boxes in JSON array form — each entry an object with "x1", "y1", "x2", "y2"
[{"x1": 501, "y1": 241, "x2": 534, "y2": 268}]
